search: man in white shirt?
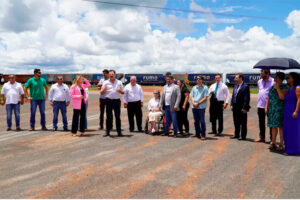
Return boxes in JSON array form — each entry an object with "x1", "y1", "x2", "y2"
[
  {"x1": 208, "y1": 73, "x2": 230, "y2": 136},
  {"x1": 97, "y1": 69, "x2": 111, "y2": 130},
  {"x1": 101, "y1": 69, "x2": 124, "y2": 136},
  {"x1": 0, "y1": 75, "x2": 25, "y2": 131},
  {"x1": 123, "y1": 76, "x2": 144, "y2": 132},
  {"x1": 49, "y1": 76, "x2": 71, "y2": 131}
]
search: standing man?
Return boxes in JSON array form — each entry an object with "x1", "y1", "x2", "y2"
[
  {"x1": 160, "y1": 75, "x2": 181, "y2": 137},
  {"x1": 256, "y1": 69, "x2": 274, "y2": 143},
  {"x1": 230, "y1": 73, "x2": 250, "y2": 140},
  {"x1": 101, "y1": 69, "x2": 124, "y2": 137},
  {"x1": 49, "y1": 76, "x2": 71, "y2": 131},
  {"x1": 208, "y1": 73, "x2": 230, "y2": 136},
  {"x1": 190, "y1": 76, "x2": 209, "y2": 140},
  {"x1": 0, "y1": 75, "x2": 24, "y2": 131},
  {"x1": 97, "y1": 69, "x2": 110, "y2": 130},
  {"x1": 24, "y1": 69, "x2": 48, "y2": 131},
  {"x1": 123, "y1": 76, "x2": 144, "y2": 132}
]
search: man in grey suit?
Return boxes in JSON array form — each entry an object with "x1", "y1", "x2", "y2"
[{"x1": 160, "y1": 75, "x2": 181, "y2": 137}]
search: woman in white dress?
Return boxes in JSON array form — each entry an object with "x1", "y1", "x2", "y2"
[{"x1": 148, "y1": 90, "x2": 163, "y2": 133}]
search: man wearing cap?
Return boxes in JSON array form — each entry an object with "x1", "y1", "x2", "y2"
[
  {"x1": 24, "y1": 69, "x2": 48, "y2": 131},
  {"x1": 190, "y1": 76, "x2": 209, "y2": 140},
  {"x1": 208, "y1": 73, "x2": 230, "y2": 136},
  {"x1": 0, "y1": 74, "x2": 25, "y2": 131},
  {"x1": 123, "y1": 76, "x2": 144, "y2": 132},
  {"x1": 49, "y1": 76, "x2": 71, "y2": 131},
  {"x1": 160, "y1": 75, "x2": 181, "y2": 137}
]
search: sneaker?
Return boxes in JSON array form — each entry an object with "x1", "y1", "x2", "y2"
[
  {"x1": 29, "y1": 127, "x2": 35, "y2": 131},
  {"x1": 151, "y1": 128, "x2": 155, "y2": 133}
]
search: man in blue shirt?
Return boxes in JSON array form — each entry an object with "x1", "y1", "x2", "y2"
[{"x1": 190, "y1": 76, "x2": 209, "y2": 140}]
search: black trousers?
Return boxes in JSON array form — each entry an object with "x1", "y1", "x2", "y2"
[
  {"x1": 257, "y1": 108, "x2": 272, "y2": 141},
  {"x1": 232, "y1": 105, "x2": 247, "y2": 139},
  {"x1": 177, "y1": 104, "x2": 190, "y2": 133},
  {"x1": 72, "y1": 102, "x2": 86, "y2": 133},
  {"x1": 127, "y1": 101, "x2": 143, "y2": 131},
  {"x1": 210, "y1": 101, "x2": 224, "y2": 134},
  {"x1": 106, "y1": 99, "x2": 121, "y2": 133},
  {"x1": 99, "y1": 98, "x2": 113, "y2": 129}
]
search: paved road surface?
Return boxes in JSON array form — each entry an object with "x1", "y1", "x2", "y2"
[{"x1": 0, "y1": 89, "x2": 299, "y2": 198}]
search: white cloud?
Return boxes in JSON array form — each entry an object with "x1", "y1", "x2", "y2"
[
  {"x1": 286, "y1": 10, "x2": 300, "y2": 36},
  {"x1": 0, "y1": 0, "x2": 300, "y2": 75}
]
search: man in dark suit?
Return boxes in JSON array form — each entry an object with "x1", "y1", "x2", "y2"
[{"x1": 230, "y1": 73, "x2": 251, "y2": 140}]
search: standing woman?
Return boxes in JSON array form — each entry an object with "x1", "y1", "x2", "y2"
[
  {"x1": 265, "y1": 72, "x2": 289, "y2": 151},
  {"x1": 283, "y1": 72, "x2": 300, "y2": 155},
  {"x1": 70, "y1": 75, "x2": 91, "y2": 136},
  {"x1": 177, "y1": 80, "x2": 190, "y2": 134}
]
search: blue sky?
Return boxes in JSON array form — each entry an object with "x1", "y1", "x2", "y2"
[
  {"x1": 158, "y1": 0, "x2": 299, "y2": 39},
  {"x1": 0, "y1": 0, "x2": 300, "y2": 74}
]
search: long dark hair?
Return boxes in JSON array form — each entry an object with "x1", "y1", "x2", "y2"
[
  {"x1": 178, "y1": 80, "x2": 189, "y2": 92},
  {"x1": 288, "y1": 72, "x2": 300, "y2": 86}
]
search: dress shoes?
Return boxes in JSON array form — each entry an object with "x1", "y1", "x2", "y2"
[
  {"x1": 118, "y1": 132, "x2": 123, "y2": 137},
  {"x1": 230, "y1": 136, "x2": 239, "y2": 139},
  {"x1": 104, "y1": 131, "x2": 110, "y2": 137},
  {"x1": 255, "y1": 138, "x2": 265, "y2": 143}
]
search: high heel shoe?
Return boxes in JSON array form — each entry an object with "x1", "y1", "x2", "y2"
[
  {"x1": 276, "y1": 144, "x2": 284, "y2": 151},
  {"x1": 268, "y1": 143, "x2": 277, "y2": 151}
]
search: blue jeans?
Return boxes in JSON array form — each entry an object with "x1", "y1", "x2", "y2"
[
  {"x1": 165, "y1": 106, "x2": 178, "y2": 134},
  {"x1": 6, "y1": 103, "x2": 20, "y2": 128},
  {"x1": 192, "y1": 108, "x2": 206, "y2": 137},
  {"x1": 53, "y1": 101, "x2": 68, "y2": 129},
  {"x1": 30, "y1": 100, "x2": 46, "y2": 127}
]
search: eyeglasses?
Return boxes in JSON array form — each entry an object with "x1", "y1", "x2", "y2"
[{"x1": 58, "y1": 78, "x2": 63, "y2": 80}]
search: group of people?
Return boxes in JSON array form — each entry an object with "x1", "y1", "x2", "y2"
[{"x1": 1, "y1": 69, "x2": 300, "y2": 155}]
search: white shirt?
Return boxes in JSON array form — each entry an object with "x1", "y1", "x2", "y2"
[
  {"x1": 165, "y1": 83, "x2": 175, "y2": 106},
  {"x1": 123, "y1": 83, "x2": 144, "y2": 103},
  {"x1": 148, "y1": 97, "x2": 160, "y2": 111},
  {"x1": 49, "y1": 83, "x2": 71, "y2": 102},
  {"x1": 1, "y1": 82, "x2": 24, "y2": 104},
  {"x1": 209, "y1": 82, "x2": 230, "y2": 104},
  {"x1": 99, "y1": 78, "x2": 109, "y2": 99},
  {"x1": 102, "y1": 79, "x2": 124, "y2": 99}
]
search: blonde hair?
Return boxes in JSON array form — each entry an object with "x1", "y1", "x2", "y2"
[{"x1": 73, "y1": 75, "x2": 83, "y2": 86}]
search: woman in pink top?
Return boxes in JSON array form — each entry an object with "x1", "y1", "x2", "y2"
[{"x1": 69, "y1": 75, "x2": 91, "y2": 136}]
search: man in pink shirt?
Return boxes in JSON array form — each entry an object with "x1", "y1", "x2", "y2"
[{"x1": 256, "y1": 69, "x2": 274, "y2": 143}]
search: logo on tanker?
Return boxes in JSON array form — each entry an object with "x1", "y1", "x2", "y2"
[
  {"x1": 193, "y1": 75, "x2": 211, "y2": 81},
  {"x1": 143, "y1": 76, "x2": 158, "y2": 82},
  {"x1": 249, "y1": 75, "x2": 260, "y2": 82}
]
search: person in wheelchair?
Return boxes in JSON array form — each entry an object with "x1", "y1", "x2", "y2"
[{"x1": 147, "y1": 90, "x2": 163, "y2": 133}]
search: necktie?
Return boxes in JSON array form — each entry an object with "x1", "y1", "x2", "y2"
[{"x1": 215, "y1": 83, "x2": 219, "y2": 95}]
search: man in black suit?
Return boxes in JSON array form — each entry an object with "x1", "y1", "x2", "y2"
[{"x1": 230, "y1": 73, "x2": 251, "y2": 140}]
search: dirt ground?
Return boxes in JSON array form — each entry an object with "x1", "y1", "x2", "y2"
[{"x1": 0, "y1": 86, "x2": 300, "y2": 199}]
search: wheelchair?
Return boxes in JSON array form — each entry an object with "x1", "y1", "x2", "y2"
[{"x1": 144, "y1": 112, "x2": 166, "y2": 135}]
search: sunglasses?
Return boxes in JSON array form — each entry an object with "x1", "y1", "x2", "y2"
[{"x1": 58, "y1": 78, "x2": 63, "y2": 80}]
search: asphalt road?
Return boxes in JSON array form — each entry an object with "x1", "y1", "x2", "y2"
[{"x1": 0, "y1": 88, "x2": 300, "y2": 199}]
